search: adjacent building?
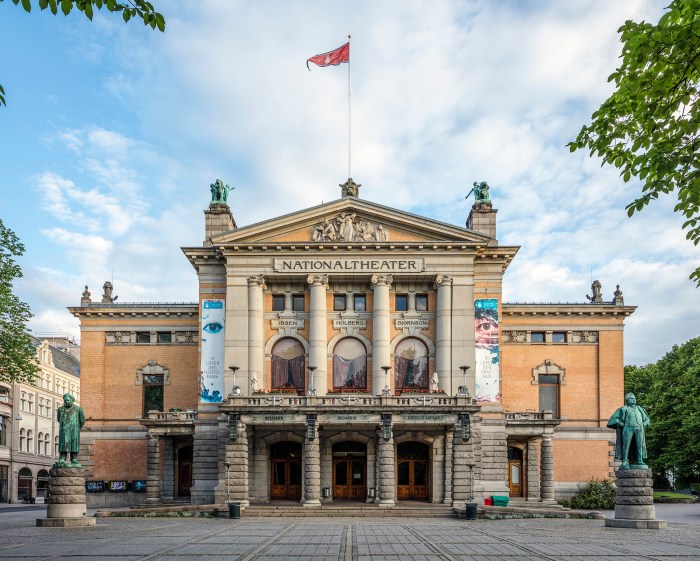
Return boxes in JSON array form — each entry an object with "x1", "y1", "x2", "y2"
[
  {"x1": 69, "y1": 180, "x2": 634, "y2": 508},
  {"x1": 0, "y1": 335, "x2": 81, "y2": 503}
]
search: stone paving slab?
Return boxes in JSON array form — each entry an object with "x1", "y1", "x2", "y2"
[{"x1": 0, "y1": 516, "x2": 699, "y2": 561}]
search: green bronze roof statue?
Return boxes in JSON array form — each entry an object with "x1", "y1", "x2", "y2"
[{"x1": 607, "y1": 392, "x2": 650, "y2": 470}]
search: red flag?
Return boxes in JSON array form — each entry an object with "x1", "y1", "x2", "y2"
[{"x1": 307, "y1": 42, "x2": 350, "y2": 70}]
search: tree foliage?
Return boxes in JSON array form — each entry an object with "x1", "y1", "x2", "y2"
[
  {"x1": 0, "y1": 0, "x2": 165, "y2": 106},
  {"x1": 569, "y1": 0, "x2": 700, "y2": 285},
  {"x1": 0, "y1": 219, "x2": 40, "y2": 383},
  {"x1": 625, "y1": 337, "x2": 700, "y2": 485}
]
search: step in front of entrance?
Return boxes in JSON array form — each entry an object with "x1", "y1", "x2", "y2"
[{"x1": 218, "y1": 505, "x2": 459, "y2": 518}]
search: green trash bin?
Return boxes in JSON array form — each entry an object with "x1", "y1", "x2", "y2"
[
  {"x1": 491, "y1": 495, "x2": 509, "y2": 507},
  {"x1": 228, "y1": 502, "x2": 240, "y2": 519},
  {"x1": 464, "y1": 503, "x2": 478, "y2": 520}
]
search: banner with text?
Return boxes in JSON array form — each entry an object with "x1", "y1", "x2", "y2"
[
  {"x1": 200, "y1": 299, "x2": 225, "y2": 403},
  {"x1": 474, "y1": 298, "x2": 500, "y2": 402}
]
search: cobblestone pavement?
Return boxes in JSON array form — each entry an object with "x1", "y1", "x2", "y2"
[{"x1": 0, "y1": 516, "x2": 699, "y2": 561}]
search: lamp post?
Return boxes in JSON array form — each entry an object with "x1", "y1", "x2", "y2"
[
  {"x1": 381, "y1": 366, "x2": 391, "y2": 396},
  {"x1": 228, "y1": 366, "x2": 240, "y2": 395},
  {"x1": 307, "y1": 366, "x2": 317, "y2": 396},
  {"x1": 458, "y1": 365, "x2": 471, "y2": 396}
]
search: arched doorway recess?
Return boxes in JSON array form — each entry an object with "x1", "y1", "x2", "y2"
[
  {"x1": 270, "y1": 441, "x2": 302, "y2": 500},
  {"x1": 332, "y1": 441, "x2": 366, "y2": 500},
  {"x1": 397, "y1": 442, "x2": 429, "y2": 500}
]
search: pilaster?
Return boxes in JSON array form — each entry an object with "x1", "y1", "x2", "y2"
[
  {"x1": 376, "y1": 429, "x2": 396, "y2": 507},
  {"x1": 308, "y1": 275, "x2": 329, "y2": 396},
  {"x1": 225, "y1": 421, "x2": 249, "y2": 506},
  {"x1": 540, "y1": 434, "x2": 555, "y2": 502},
  {"x1": 145, "y1": 435, "x2": 161, "y2": 504},
  {"x1": 247, "y1": 275, "x2": 266, "y2": 392},
  {"x1": 371, "y1": 274, "x2": 393, "y2": 394},
  {"x1": 526, "y1": 437, "x2": 540, "y2": 501},
  {"x1": 434, "y1": 274, "x2": 453, "y2": 392}
]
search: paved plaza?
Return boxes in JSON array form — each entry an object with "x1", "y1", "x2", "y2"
[{"x1": 1, "y1": 505, "x2": 700, "y2": 561}]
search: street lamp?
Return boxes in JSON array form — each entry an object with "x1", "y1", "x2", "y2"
[
  {"x1": 381, "y1": 366, "x2": 391, "y2": 396},
  {"x1": 228, "y1": 366, "x2": 240, "y2": 395},
  {"x1": 307, "y1": 366, "x2": 317, "y2": 396},
  {"x1": 458, "y1": 365, "x2": 471, "y2": 397}
]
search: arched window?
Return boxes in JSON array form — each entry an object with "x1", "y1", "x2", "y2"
[
  {"x1": 27, "y1": 394, "x2": 34, "y2": 414},
  {"x1": 37, "y1": 470, "x2": 50, "y2": 498},
  {"x1": 19, "y1": 428, "x2": 25, "y2": 452},
  {"x1": 333, "y1": 338, "x2": 367, "y2": 390},
  {"x1": 18, "y1": 468, "x2": 32, "y2": 501},
  {"x1": 20, "y1": 392, "x2": 26, "y2": 412},
  {"x1": 37, "y1": 433, "x2": 44, "y2": 455},
  {"x1": 271, "y1": 338, "x2": 305, "y2": 390},
  {"x1": 394, "y1": 338, "x2": 429, "y2": 390},
  {"x1": 532, "y1": 361, "x2": 565, "y2": 418}
]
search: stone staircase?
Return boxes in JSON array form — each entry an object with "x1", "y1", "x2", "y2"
[{"x1": 218, "y1": 503, "x2": 459, "y2": 518}]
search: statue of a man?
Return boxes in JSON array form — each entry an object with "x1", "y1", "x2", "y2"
[
  {"x1": 56, "y1": 393, "x2": 86, "y2": 467},
  {"x1": 607, "y1": 392, "x2": 650, "y2": 469},
  {"x1": 466, "y1": 181, "x2": 491, "y2": 204}
]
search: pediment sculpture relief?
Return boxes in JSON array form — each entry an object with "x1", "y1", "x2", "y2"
[{"x1": 311, "y1": 213, "x2": 388, "y2": 242}]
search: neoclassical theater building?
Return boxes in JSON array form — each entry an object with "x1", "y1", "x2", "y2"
[{"x1": 70, "y1": 180, "x2": 635, "y2": 509}]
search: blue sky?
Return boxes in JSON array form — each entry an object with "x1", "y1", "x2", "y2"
[{"x1": 0, "y1": 0, "x2": 697, "y2": 366}]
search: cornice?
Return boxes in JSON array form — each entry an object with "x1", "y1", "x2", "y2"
[
  {"x1": 68, "y1": 303, "x2": 198, "y2": 319},
  {"x1": 502, "y1": 303, "x2": 637, "y2": 317}
]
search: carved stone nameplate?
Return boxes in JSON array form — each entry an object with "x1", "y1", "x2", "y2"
[
  {"x1": 271, "y1": 318, "x2": 304, "y2": 329},
  {"x1": 400, "y1": 413, "x2": 453, "y2": 424},
  {"x1": 274, "y1": 258, "x2": 424, "y2": 273},
  {"x1": 396, "y1": 319, "x2": 429, "y2": 329},
  {"x1": 333, "y1": 319, "x2": 367, "y2": 329},
  {"x1": 247, "y1": 413, "x2": 305, "y2": 425},
  {"x1": 324, "y1": 413, "x2": 379, "y2": 424}
]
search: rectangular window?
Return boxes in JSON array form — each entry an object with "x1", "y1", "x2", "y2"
[
  {"x1": 0, "y1": 417, "x2": 7, "y2": 446},
  {"x1": 334, "y1": 294, "x2": 346, "y2": 311},
  {"x1": 157, "y1": 332, "x2": 172, "y2": 344},
  {"x1": 292, "y1": 294, "x2": 305, "y2": 312},
  {"x1": 530, "y1": 332, "x2": 545, "y2": 343},
  {"x1": 143, "y1": 374, "x2": 164, "y2": 416},
  {"x1": 136, "y1": 332, "x2": 150, "y2": 344},
  {"x1": 272, "y1": 295, "x2": 285, "y2": 311},
  {"x1": 354, "y1": 294, "x2": 366, "y2": 312},
  {"x1": 416, "y1": 294, "x2": 428, "y2": 311},
  {"x1": 539, "y1": 374, "x2": 559, "y2": 417},
  {"x1": 395, "y1": 294, "x2": 408, "y2": 311},
  {"x1": 552, "y1": 332, "x2": 566, "y2": 343}
]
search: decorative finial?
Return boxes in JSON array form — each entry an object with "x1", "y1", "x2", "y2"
[
  {"x1": 340, "y1": 177, "x2": 360, "y2": 198},
  {"x1": 101, "y1": 281, "x2": 118, "y2": 303},
  {"x1": 466, "y1": 181, "x2": 491, "y2": 205},
  {"x1": 613, "y1": 284, "x2": 624, "y2": 305},
  {"x1": 210, "y1": 178, "x2": 233, "y2": 205},
  {"x1": 81, "y1": 285, "x2": 91, "y2": 306}
]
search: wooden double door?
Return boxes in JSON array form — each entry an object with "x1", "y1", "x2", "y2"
[
  {"x1": 270, "y1": 442, "x2": 302, "y2": 500},
  {"x1": 397, "y1": 442, "x2": 429, "y2": 500},
  {"x1": 333, "y1": 458, "x2": 366, "y2": 499}
]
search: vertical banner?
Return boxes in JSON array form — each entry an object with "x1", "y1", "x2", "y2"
[
  {"x1": 200, "y1": 299, "x2": 225, "y2": 403},
  {"x1": 474, "y1": 298, "x2": 500, "y2": 402}
]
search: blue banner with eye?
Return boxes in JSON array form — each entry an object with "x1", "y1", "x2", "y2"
[
  {"x1": 474, "y1": 298, "x2": 500, "y2": 403},
  {"x1": 200, "y1": 298, "x2": 225, "y2": 402}
]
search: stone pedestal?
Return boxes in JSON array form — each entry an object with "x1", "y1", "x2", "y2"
[
  {"x1": 37, "y1": 467, "x2": 96, "y2": 527},
  {"x1": 605, "y1": 468, "x2": 666, "y2": 529}
]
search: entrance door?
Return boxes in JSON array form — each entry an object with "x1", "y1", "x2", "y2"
[
  {"x1": 507, "y1": 446, "x2": 523, "y2": 497},
  {"x1": 397, "y1": 442, "x2": 429, "y2": 500},
  {"x1": 176, "y1": 445, "x2": 193, "y2": 498},
  {"x1": 508, "y1": 460, "x2": 522, "y2": 497},
  {"x1": 270, "y1": 442, "x2": 302, "y2": 500},
  {"x1": 333, "y1": 458, "x2": 366, "y2": 499}
]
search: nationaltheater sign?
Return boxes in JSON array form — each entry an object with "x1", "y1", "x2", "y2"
[{"x1": 274, "y1": 258, "x2": 424, "y2": 273}]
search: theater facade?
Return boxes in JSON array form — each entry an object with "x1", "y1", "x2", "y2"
[{"x1": 70, "y1": 180, "x2": 635, "y2": 509}]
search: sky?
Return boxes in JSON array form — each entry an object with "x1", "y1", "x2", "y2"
[{"x1": 0, "y1": 0, "x2": 697, "y2": 366}]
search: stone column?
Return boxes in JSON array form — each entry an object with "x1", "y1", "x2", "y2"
[
  {"x1": 308, "y1": 275, "x2": 328, "y2": 396},
  {"x1": 303, "y1": 433, "x2": 321, "y2": 507},
  {"x1": 146, "y1": 435, "x2": 161, "y2": 504},
  {"x1": 371, "y1": 274, "x2": 393, "y2": 395},
  {"x1": 225, "y1": 421, "x2": 249, "y2": 506},
  {"x1": 247, "y1": 275, "x2": 266, "y2": 387},
  {"x1": 434, "y1": 274, "x2": 453, "y2": 391},
  {"x1": 451, "y1": 425, "x2": 474, "y2": 509},
  {"x1": 540, "y1": 434, "x2": 555, "y2": 502},
  {"x1": 161, "y1": 438, "x2": 175, "y2": 502},
  {"x1": 376, "y1": 429, "x2": 396, "y2": 507},
  {"x1": 526, "y1": 438, "x2": 540, "y2": 501},
  {"x1": 443, "y1": 430, "x2": 453, "y2": 504}
]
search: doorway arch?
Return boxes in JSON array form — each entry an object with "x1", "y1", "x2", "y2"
[
  {"x1": 17, "y1": 468, "x2": 32, "y2": 501},
  {"x1": 397, "y1": 442, "x2": 429, "y2": 500},
  {"x1": 270, "y1": 441, "x2": 302, "y2": 500}
]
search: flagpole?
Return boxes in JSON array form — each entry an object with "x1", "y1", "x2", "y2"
[{"x1": 348, "y1": 34, "x2": 352, "y2": 179}]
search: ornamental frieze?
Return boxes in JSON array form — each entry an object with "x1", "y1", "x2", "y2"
[{"x1": 311, "y1": 213, "x2": 388, "y2": 242}]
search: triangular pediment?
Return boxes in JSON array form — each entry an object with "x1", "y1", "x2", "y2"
[{"x1": 210, "y1": 198, "x2": 490, "y2": 245}]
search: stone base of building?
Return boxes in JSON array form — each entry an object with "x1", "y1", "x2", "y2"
[
  {"x1": 37, "y1": 517, "x2": 97, "y2": 527},
  {"x1": 605, "y1": 518, "x2": 666, "y2": 529}
]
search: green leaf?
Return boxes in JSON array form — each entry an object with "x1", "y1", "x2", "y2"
[{"x1": 21, "y1": 0, "x2": 31, "y2": 12}]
